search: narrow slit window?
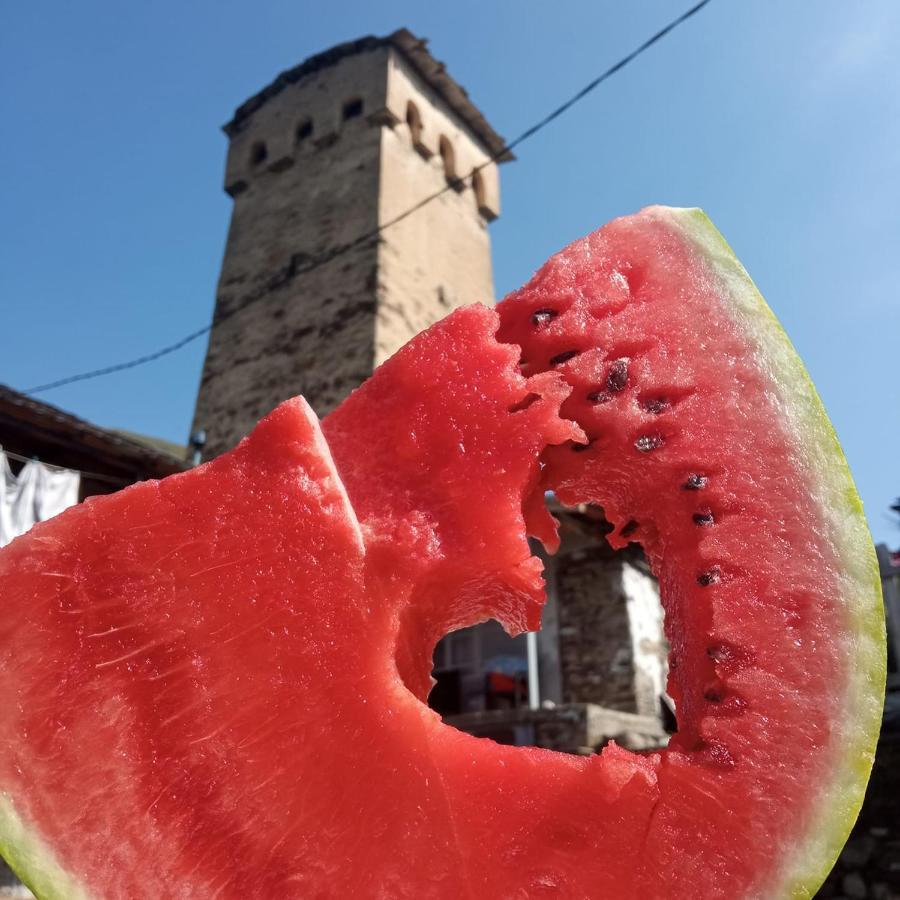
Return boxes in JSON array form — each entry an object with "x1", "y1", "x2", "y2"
[
  {"x1": 250, "y1": 141, "x2": 268, "y2": 166},
  {"x1": 472, "y1": 169, "x2": 486, "y2": 209},
  {"x1": 342, "y1": 98, "x2": 364, "y2": 120},
  {"x1": 296, "y1": 119, "x2": 313, "y2": 143},
  {"x1": 439, "y1": 136, "x2": 461, "y2": 189},
  {"x1": 406, "y1": 101, "x2": 423, "y2": 145}
]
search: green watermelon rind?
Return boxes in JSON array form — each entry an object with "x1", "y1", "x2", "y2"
[
  {"x1": 0, "y1": 794, "x2": 91, "y2": 900},
  {"x1": 658, "y1": 206, "x2": 886, "y2": 900}
]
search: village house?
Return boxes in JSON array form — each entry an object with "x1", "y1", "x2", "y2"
[{"x1": 0, "y1": 385, "x2": 188, "y2": 548}]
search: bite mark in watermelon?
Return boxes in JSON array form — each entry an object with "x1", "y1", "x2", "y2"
[{"x1": 0, "y1": 207, "x2": 884, "y2": 899}]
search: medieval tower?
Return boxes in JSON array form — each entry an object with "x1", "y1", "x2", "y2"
[
  {"x1": 192, "y1": 30, "x2": 511, "y2": 459},
  {"x1": 191, "y1": 30, "x2": 668, "y2": 753}
]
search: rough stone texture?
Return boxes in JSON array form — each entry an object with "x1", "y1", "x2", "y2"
[
  {"x1": 437, "y1": 507, "x2": 670, "y2": 724},
  {"x1": 554, "y1": 549, "x2": 636, "y2": 710},
  {"x1": 192, "y1": 42, "x2": 502, "y2": 459},
  {"x1": 544, "y1": 510, "x2": 667, "y2": 719},
  {"x1": 375, "y1": 48, "x2": 499, "y2": 364}
]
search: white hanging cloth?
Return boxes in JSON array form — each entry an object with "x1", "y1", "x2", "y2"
[{"x1": 0, "y1": 452, "x2": 80, "y2": 547}]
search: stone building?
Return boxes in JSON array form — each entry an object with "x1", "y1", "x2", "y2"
[
  {"x1": 188, "y1": 29, "x2": 670, "y2": 754},
  {"x1": 436, "y1": 506, "x2": 669, "y2": 753},
  {"x1": 0, "y1": 385, "x2": 187, "y2": 500},
  {"x1": 192, "y1": 29, "x2": 507, "y2": 460}
]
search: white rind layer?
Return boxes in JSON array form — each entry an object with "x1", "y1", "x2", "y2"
[{"x1": 659, "y1": 206, "x2": 885, "y2": 900}]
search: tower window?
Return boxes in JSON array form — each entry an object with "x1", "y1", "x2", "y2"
[
  {"x1": 472, "y1": 169, "x2": 486, "y2": 209},
  {"x1": 439, "y1": 136, "x2": 463, "y2": 191},
  {"x1": 250, "y1": 141, "x2": 268, "y2": 167},
  {"x1": 296, "y1": 118, "x2": 313, "y2": 142},
  {"x1": 471, "y1": 168, "x2": 496, "y2": 220},
  {"x1": 406, "y1": 101, "x2": 423, "y2": 145},
  {"x1": 343, "y1": 98, "x2": 364, "y2": 120}
]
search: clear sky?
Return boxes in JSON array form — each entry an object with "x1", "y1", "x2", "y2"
[{"x1": 2, "y1": 1, "x2": 898, "y2": 546}]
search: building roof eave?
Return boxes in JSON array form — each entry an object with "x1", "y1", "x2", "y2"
[
  {"x1": 222, "y1": 29, "x2": 514, "y2": 163},
  {"x1": 387, "y1": 29, "x2": 514, "y2": 163},
  {"x1": 0, "y1": 385, "x2": 189, "y2": 479}
]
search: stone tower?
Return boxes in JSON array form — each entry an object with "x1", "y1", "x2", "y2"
[{"x1": 192, "y1": 30, "x2": 511, "y2": 459}]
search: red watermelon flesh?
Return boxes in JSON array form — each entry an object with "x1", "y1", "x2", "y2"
[{"x1": 0, "y1": 207, "x2": 884, "y2": 899}]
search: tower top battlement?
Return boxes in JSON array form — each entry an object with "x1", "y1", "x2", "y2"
[
  {"x1": 223, "y1": 28, "x2": 514, "y2": 162},
  {"x1": 192, "y1": 30, "x2": 510, "y2": 459},
  {"x1": 221, "y1": 29, "x2": 511, "y2": 219}
]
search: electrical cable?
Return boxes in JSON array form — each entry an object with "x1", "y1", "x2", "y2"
[{"x1": 24, "y1": 0, "x2": 713, "y2": 396}]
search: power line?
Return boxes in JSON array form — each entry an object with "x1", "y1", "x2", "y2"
[{"x1": 25, "y1": 0, "x2": 714, "y2": 396}]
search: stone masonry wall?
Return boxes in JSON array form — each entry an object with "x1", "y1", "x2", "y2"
[
  {"x1": 546, "y1": 512, "x2": 667, "y2": 719},
  {"x1": 192, "y1": 44, "x2": 501, "y2": 460},
  {"x1": 192, "y1": 48, "x2": 389, "y2": 459},
  {"x1": 375, "y1": 48, "x2": 498, "y2": 363},
  {"x1": 554, "y1": 549, "x2": 639, "y2": 712}
]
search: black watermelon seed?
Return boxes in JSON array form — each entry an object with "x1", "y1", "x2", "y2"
[
  {"x1": 606, "y1": 359, "x2": 629, "y2": 392},
  {"x1": 587, "y1": 390, "x2": 612, "y2": 405},
  {"x1": 549, "y1": 350, "x2": 580, "y2": 367},
  {"x1": 683, "y1": 473, "x2": 708, "y2": 490},
  {"x1": 634, "y1": 434, "x2": 664, "y2": 453},
  {"x1": 620, "y1": 519, "x2": 639, "y2": 537},
  {"x1": 531, "y1": 308, "x2": 558, "y2": 327},
  {"x1": 644, "y1": 398, "x2": 671, "y2": 414},
  {"x1": 703, "y1": 688, "x2": 723, "y2": 703},
  {"x1": 693, "y1": 510, "x2": 715, "y2": 526},
  {"x1": 697, "y1": 567, "x2": 721, "y2": 586}
]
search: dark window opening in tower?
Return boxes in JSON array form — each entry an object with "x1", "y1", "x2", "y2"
[
  {"x1": 439, "y1": 136, "x2": 462, "y2": 190},
  {"x1": 343, "y1": 98, "x2": 364, "y2": 120},
  {"x1": 296, "y1": 119, "x2": 313, "y2": 143},
  {"x1": 472, "y1": 169, "x2": 486, "y2": 210},
  {"x1": 250, "y1": 141, "x2": 268, "y2": 166},
  {"x1": 406, "y1": 101, "x2": 423, "y2": 145}
]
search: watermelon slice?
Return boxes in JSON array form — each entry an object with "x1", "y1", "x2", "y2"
[{"x1": 0, "y1": 207, "x2": 884, "y2": 898}]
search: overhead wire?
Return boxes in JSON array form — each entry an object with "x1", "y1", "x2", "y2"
[{"x1": 24, "y1": 0, "x2": 713, "y2": 396}]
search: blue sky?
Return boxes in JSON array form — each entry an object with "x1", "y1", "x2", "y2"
[{"x1": 2, "y1": 1, "x2": 898, "y2": 546}]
